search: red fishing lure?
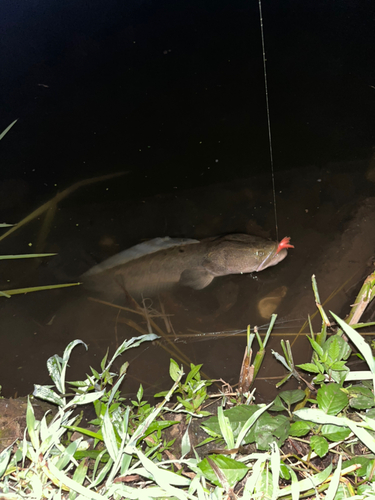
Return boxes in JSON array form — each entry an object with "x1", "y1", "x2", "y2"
[{"x1": 276, "y1": 237, "x2": 294, "y2": 254}]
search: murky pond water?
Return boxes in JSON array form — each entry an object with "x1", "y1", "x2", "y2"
[{"x1": 0, "y1": 159, "x2": 374, "y2": 401}]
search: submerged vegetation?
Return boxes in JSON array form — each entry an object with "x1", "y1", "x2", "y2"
[{"x1": 1, "y1": 276, "x2": 375, "y2": 499}]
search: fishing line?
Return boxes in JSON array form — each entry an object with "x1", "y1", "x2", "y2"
[{"x1": 258, "y1": 0, "x2": 279, "y2": 242}]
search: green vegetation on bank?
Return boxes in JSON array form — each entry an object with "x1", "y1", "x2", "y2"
[{"x1": 1, "y1": 275, "x2": 375, "y2": 499}]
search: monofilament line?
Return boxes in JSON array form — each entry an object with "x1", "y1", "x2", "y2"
[{"x1": 258, "y1": 0, "x2": 279, "y2": 242}]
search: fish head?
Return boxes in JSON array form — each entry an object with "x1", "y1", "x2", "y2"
[
  {"x1": 202, "y1": 235, "x2": 293, "y2": 276},
  {"x1": 254, "y1": 237, "x2": 294, "y2": 271}
]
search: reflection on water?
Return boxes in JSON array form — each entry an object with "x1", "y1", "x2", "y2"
[{"x1": 0, "y1": 160, "x2": 374, "y2": 402}]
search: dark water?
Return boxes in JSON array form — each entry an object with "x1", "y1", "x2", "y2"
[
  {"x1": 0, "y1": 0, "x2": 374, "y2": 400},
  {"x1": 1, "y1": 161, "x2": 374, "y2": 401}
]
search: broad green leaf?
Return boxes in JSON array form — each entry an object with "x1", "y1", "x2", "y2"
[
  {"x1": 202, "y1": 405, "x2": 261, "y2": 439},
  {"x1": 349, "y1": 394, "x2": 375, "y2": 410},
  {"x1": 307, "y1": 337, "x2": 324, "y2": 357},
  {"x1": 169, "y1": 359, "x2": 180, "y2": 382},
  {"x1": 330, "y1": 361, "x2": 347, "y2": 371},
  {"x1": 279, "y1": 462, "x2": 290, "y2": 480},
  {"x1": 316, "y1": 383, "x2": 348, "y2": 415},
  {"x1": 198, "y1": 454, "x2": 248, "y2": 488},
  {"x1": 326, "y1": 336, "x2": 341, "y2": 361},
  {"x1": 325, "y1": 334, "x2": 351, "y2": 360},
  {"x1": 295, "y1": 408, "x2": 375, "y2": 454},
  {"x1": 321, "y1": 424, "x2": 351, "y2": 442},
  {"x1": 270, "y1": 396, "x2": 285, "y2": 412},
  {"x1": 247, "y1": 413, "x2": 289, "y2": 447},
  {"x1": 279, "y1": 389, "x2": 305, "y2": 406},
  {"x1": 310, "y1": 435, "x2": 328, "y2": 458},
  {"x1": 296, "y1": 362, "x2": 320, "y2": 374},
  {"x1": 235, "y1": 403, "x2": 274, "y2": 449},
  {"x1": 289, "y1": 421, "x2": 314, "y2": 437},
  {"x1": 186, "y1": 363, "x2": 203, "y2": 384},
  {"x1": 33, "y1": 385, "x2": 65, "y2": 406}
]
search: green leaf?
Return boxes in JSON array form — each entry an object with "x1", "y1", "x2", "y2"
[
  {"x1": 137, "y1": 384, "x2": 144, "y2": 403},
  {"x1": 0, "y1": 252, "x2": 57, "y2": 261},
  {"x1": 100, "y1": 349, "x2": 109, "y2": 371},
  {"x1": 313, "y1": 373, "x2": 326, "y2": 384},
  {"x1": 169, "y1": 359, "x2": 180, "y2": 382},
  {"x1": 0, "y1": 119, "x2": 17, "y2": 141},
  {"x1": 343, "y1": 456, "x2": 372, "y2": 477},
  {"x1": 325, "y1": 334, "x2": 351, "y2": 361},
  {"x1": 217, "y1": 406, "x2": 234, "y2": 450},
  {"x1": 331, "y1": 482, "x2": 355, "y2": 500},
  {"x1": 154, "y1": 390, "x2": 168, "y2": 398},
  {"x1": 308, "y1": 337, "x2": 324, "y2": 358},
  {"x1": 289, "y1": 420, "x2": 314, "y2": 437},
  {"x1": 26, "y1": 397, "x2": 39, "y2": 450},
  {"x1": 278, "y1": 464, "x2": 332, "y2": 497},
  {"x1": 198, "y1": 454, "x2": 248, "y2": 488},
  {"x1": 254, "y1": 468, "x2": 273, "y2": 498},
  {"x1": 55, "y1": 439, "x2": 83, "y2": 470},
  {"x1": 185, "y1": 363, "x2": 203, "y2": 384},
  {"x1": 316, "y1": 383, "x2": 348, "y2": 415},
  {"x1": 330, "y1": 360, "x2": 347, "y2": 371},
  {"x1": 70, "y1": 458, "x2": 88, "y2": 500},
  {"x1": 279, "y1": 389, "x2": 305, "y2": 406},
  {"x1": 279, "y1": 462, "x2": 290, "y2": 480},
  {"x1": 321, "y1": 424, "x2": 351, "y2": 442},
  {"x1": 202, "y1": 405, "x2": 261, "y2": 439},
  {"x1": 297, "y1": 362, "x2": 320, "y2": 374},
  {"x1": 0, "y1": 445, "x2": 12, "y2": 478},
  {"x1": 67, "y1": 390, "x2": 105, "y2": 408},
  {"x1": 65, "y1": 426, "x2": 103, "y2": 441},
  {"x1": 270, "y1": 395, "x2": 286, "y2": 412},
  {"x1": 331, "y1": 312, "x2": 375, "y2": 374},
  {"x1": 310, "y1": 435, "x2": 328, "y2": 457},
  {"x1": 349, "y1": 394, "x2": 375, "y2": 410},
  {"x1": 102, "y1": 410, "x2": 119, "y2": 462}
]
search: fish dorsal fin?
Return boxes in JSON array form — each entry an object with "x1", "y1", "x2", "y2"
[{"x1": 83, "y1": 237, "x2": 200, "y2": 276}]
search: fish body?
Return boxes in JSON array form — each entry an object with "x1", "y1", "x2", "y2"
[{"x1": 82, "y1": 234, "x2": 293, "y2": 298}]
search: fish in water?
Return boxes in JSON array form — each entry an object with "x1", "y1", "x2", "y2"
[{"x1": 82, "y1": 234, "x2": 294, "y2": 299}]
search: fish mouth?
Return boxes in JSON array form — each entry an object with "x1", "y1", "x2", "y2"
[
  {"x1": 256, "y1": 252, "x2": 275, "y2": 272},
  {"x1": 255, "y1": 237, "x2": 293, "y2": 272},
  {"x1": 256, "y1": 249, "x2": 287, "y2": 272}
]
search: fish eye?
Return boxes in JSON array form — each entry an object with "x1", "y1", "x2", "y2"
[{"x1": 257, "y1": 251, "x2": 264, "y2": 257}]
